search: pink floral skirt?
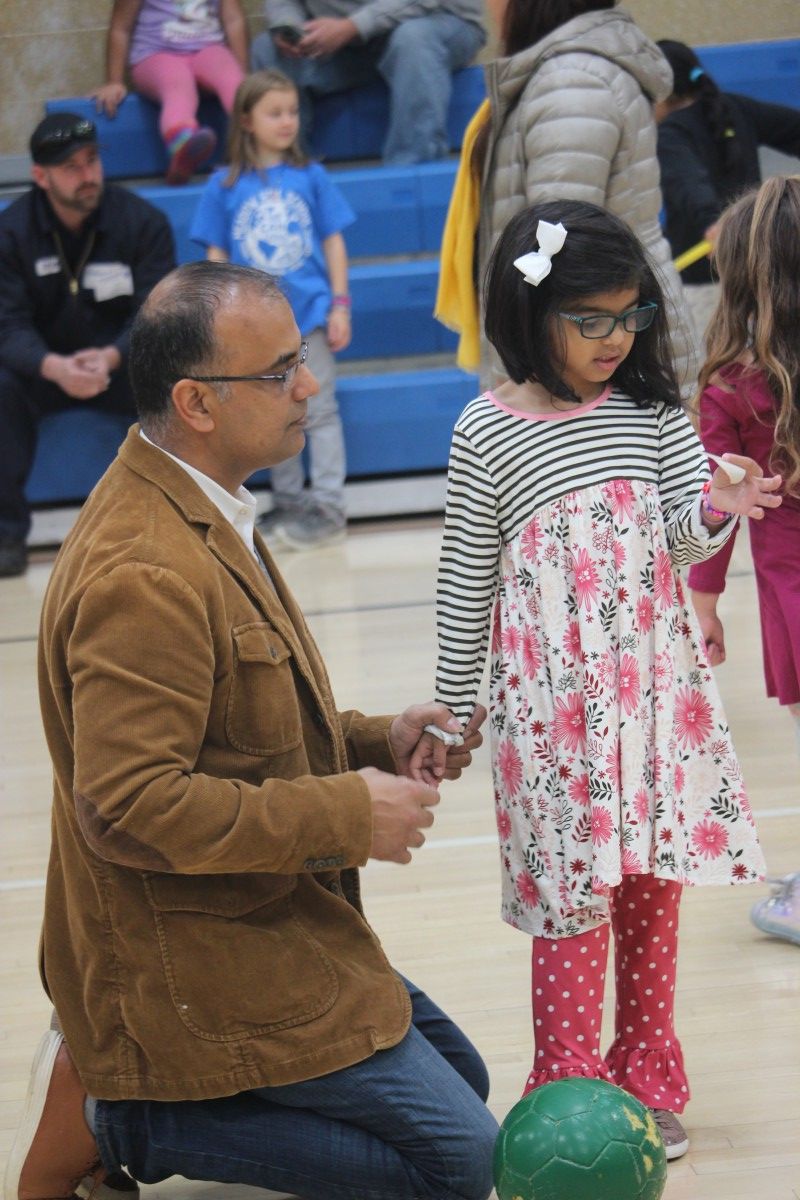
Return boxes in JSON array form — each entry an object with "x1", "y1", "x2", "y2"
[{"x1": 489, "y1": 480, "x2": 765, "y2": 939}]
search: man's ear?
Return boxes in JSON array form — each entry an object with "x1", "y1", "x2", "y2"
[
  {"x1": 171, "y1": 378, "x2": 218, "y2": 434},
  {"x1": 31, "y1": 164, "x2": 48, "y2": 191}
]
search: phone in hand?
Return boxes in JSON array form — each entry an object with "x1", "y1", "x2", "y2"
[{"x1": 272, "y1": 24, "x2": 304, "y2": 45}]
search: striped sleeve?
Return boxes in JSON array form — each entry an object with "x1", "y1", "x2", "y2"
[
  {"x1": 435, "y1": 425, "x2": 501, "y2": 724},
  {"x1": 657, "y1": 403, "x2": 737, "y2": 567}
]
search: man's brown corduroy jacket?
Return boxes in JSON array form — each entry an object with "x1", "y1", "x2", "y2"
[{"x1": 37, "y1": 427, "x2": 411, "y2": 1101}]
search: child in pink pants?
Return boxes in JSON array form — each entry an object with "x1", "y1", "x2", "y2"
[{"x1": 91, "y1": 0, "x2": 247, "y2": 185}]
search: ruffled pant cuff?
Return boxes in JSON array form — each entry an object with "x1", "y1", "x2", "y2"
[
  {"x1": 605, "y1": 1038, "x2": 690, "y2": 1113},
  {"x1": 523, "y1": 1060, "x2": 615, "y2": 1097}
]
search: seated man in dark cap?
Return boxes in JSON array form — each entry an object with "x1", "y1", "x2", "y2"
[{"x1": 0, "y1": 111, "x2": 175, "y2": 577}]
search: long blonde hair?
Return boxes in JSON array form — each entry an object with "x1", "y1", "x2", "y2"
[
  {"x1": 699, "y1": 175, "x2": 800, "y2": 495},
  {"x1": 224, "y1": 69, "x2": 307, "y2": 185}
]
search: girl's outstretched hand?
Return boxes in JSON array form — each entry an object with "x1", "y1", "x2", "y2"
[{"x1": 707, "y1": 454, "x2": 782, "y2": 520}]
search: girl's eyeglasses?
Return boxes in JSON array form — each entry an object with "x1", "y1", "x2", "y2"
[
  {"x1": 187, "y1": 340, "x2": 309, "y2": 391},
  {"x1": 558, "y1": 302, "x2": 658, "y2": 340}
]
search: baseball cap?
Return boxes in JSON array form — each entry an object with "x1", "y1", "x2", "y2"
[{"x1": 30, "y1": 112, "x2": 98, "y2": 166}]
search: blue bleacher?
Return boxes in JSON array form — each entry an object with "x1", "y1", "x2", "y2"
[
  {"x1": 45, "y1": 67, "x2": 485, "y2": 178},
  {"x1": 136, "y1": 161, "x2": 456, "y2": 264},
  {"x1": 23, "y1": 38, "x2": 800, "y2": 512},
  {"x1": 43, "y1": 38, "x2": 800, "y2": 182},
  {"x1": 26, "y1": 367, "x2": 479, "y2": 502},
  {"x1": 698, "y1": 41, "x2": 800, "y2": 107}
]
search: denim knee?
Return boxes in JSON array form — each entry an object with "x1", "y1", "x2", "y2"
[
  {"x1": 381, "y1": 19, "x2": 444, "y2": 78},
  {"x1": 381, "y1": 15, "x2": 482, "y2": 76},
  {"x1": 250, "y1": 31, "x2": 280, "y2": 70},
  {"x1": 448, "y1": 1104, "x2": 498, "y2": 1200},
  {"x1": 467, "y1": 1052, "x2": 491, "y2": 1104}
]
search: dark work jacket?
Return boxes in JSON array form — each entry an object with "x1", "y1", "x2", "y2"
[
  {"x1": 658, "y1": 92, "x2": 800, "y2": 283},
  {"x1": 0, "y1": 184, "x2": 175, "y2": 378}
]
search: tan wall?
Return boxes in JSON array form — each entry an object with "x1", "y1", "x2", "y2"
[
  {"x1": 1, "y1": 1, "x2": 798, "y2": 159},
  {"x1": 627, "y1": 0, "x2": 798, "y2": 46}
]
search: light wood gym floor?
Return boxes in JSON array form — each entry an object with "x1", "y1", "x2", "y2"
[{"x1": 1, "y1": 516, "x2": 798, "y2": 1199}]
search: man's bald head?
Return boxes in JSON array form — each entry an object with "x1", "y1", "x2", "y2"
[{"x1": 130, "y1": 261, "x2": 287, "y2": 437}]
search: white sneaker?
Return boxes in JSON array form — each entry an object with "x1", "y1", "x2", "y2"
[
  {"x1": 277, "y1": 507, "x2": 346, "y2": 551},
  {"x1": 750, "y1": 872, "x2": 800, "y2": 945}
]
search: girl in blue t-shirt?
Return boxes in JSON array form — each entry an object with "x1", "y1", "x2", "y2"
[{"x1": 191, "y1": 68, "x2": 355, "y2": 548}]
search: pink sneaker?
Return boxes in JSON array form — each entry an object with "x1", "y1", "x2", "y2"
[{"x1": 165, "y1": 125, "x2": 216, "y2": 186}]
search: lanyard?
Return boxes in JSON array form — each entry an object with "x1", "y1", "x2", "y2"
[{"x1": 52, "y1": 229, "x2": 96, "y2": 296}]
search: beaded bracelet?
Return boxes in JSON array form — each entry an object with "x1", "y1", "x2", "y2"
[{"x1": 701, "y1": 480, "x2": 728, "y2": 521}]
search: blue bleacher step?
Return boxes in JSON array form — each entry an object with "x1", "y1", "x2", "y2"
[
  {"x1": 45, "y1": 66, "x2": 485, "y2": 179},
  {"x1": 44, "y1": 40, "x2": 800, "y2": 183},
  {"x1": 698, "y1": 39, "x2": 800, "y2": 107},
  {"x1": 334, "y1": 364, "x2": 478, "y2": 474},
  {"x1": 133, "y1": 159, "x2": 457, "y2": 265},
  {"x1": 26, "y1": 366, "x2": 479, "y2": 505},
  {"x1": 345, "y1": 260, "x2": 456, "y2": 360}
]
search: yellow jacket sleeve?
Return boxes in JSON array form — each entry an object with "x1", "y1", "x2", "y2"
[{"x1": 434, "y1": 99, "x2": 491, "y2": 372}]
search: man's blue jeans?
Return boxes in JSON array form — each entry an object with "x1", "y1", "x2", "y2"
[
  {"x1": 94, "y1": 979, "x2": 499, "y2": 1199},
  {"x1": 251, "y1": 14, "x2": 486, "y2": 164}
]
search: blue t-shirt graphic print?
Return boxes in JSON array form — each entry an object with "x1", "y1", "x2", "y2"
[{"x1": 232, "y1": 188, "x2": 312, "y2": 275}]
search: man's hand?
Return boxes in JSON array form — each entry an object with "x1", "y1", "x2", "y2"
[
  {"x1": 391, "y1": 702, "x2": 487, "y2": 785},
  {"x1": 298, "y1": 17, "x2": 358, "y2": 56},
  {"x1": 359, "y1": 767, "x2": 440, "y2": 864},
  {"x1": 272, "y1": 31, "x2": 306, "y2": 58},
  {"x1": 74, "y1": 346, "x2": 121, "y2": 376},
  {"x1": 41, "y1": 352, "x2": 110, "y2": 400}
]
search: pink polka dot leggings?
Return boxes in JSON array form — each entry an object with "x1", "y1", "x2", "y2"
[{"x1": 525, "y1": 874, "x2": 689, "y2": 1113}]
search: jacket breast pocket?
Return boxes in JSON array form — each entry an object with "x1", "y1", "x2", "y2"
[
  {"x1": 226, "y1": 623, "x2": 303, "y2": 756},
  {"x1": 144, "y1": 874, "x2": 338, "y2": 1041}
]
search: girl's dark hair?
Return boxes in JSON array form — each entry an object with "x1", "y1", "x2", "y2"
[
  {"x1": 656, "y1": 40, "x2": 744, "y2": 176},
  {"x1": 502, "y1": 0, "x2": 615, "y2": 57},
  {"x1": 701, "y1": 175, "x2": 800, "y2": 494},
  {"x1": 484, "y1": 200, "x2": 680, "y2": 408}
]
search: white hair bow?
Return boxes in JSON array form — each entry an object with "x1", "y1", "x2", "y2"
[{"x1": 513, "y1": 220, "x2": 568, "y2": 286}]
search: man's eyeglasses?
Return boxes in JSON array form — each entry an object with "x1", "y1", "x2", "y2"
[
  {"x1": 558, "y1": 302, "x2": 658, "y2": 340},
  {"x1": 188, "y1": 341, "x2": 309, "y2": 391}
]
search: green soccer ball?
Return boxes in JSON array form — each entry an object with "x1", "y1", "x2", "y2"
[{"x1": 493, "y1": 1077, "x2": 667, "y2": 1200}]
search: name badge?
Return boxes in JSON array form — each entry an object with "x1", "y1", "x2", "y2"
[
  {"x1": 82, "y1": 262, "x2": 134, "y2": 302},
  {"x1": 35, "y1": 256, "x2": 61, "y2": 277}
]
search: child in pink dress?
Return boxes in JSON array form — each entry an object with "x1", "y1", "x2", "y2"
[
  {"x1": 91, "y1": 0, "x2": 247, "y2": 184},
  {"x1": 414, "y1": 200, "x2": 782, "y2": 1159},
  {"x1": 688, "y1": 175, "x2": 800, "y2": 948}
]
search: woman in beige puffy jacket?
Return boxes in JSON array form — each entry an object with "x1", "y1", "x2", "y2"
[{"x1": 476, "y1": 0, "x2": 698, "y2": 392}]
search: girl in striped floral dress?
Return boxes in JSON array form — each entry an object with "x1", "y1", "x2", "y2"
[{"x1": 415, "y1": 200, "x2": 782, "y2": 1158}]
